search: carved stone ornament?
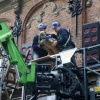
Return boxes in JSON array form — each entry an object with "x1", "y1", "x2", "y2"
[
  {"x1": 86, "y1": 0, "x2": 92, "y2": 7},
  {"x1": 26, "y1": 1, "x2": 69, "y2": 29},
  {"x1": 0, "y1": 0, "x2": 29, "y2": 14},
  {"x1": 10, "y1": 0, "x2": 17, "y2": 4}
]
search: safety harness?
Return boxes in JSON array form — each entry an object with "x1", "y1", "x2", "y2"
[
  {"x1": 63, "y1": 35, "x2": 70, "y2": 47},
  {"x1": 58, "y1": 33, "x2": 71, "y2": 48}
]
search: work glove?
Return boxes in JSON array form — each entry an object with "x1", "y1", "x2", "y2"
[{"x1": 45, "y1": 35, "x2": 51, "y2": 40}]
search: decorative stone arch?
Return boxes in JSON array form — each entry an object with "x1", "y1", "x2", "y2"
[{"x1": 21, "y1": 0, "x2": 51, "y2": 44}]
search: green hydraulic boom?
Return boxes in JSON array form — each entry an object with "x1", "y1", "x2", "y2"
[{"x1": 0, "y1": 21, "x2": 36, "y2": 84}]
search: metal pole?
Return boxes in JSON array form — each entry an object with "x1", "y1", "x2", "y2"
[
  {"x1": 83, "y1": 48, "x2": 88, "y2": 100},
  {"x1": 21, "y1": 86, "x2": 26, "y2": 100},
  {"x1": 68, "y1": 0, "x2": 82, "y2": 37}
]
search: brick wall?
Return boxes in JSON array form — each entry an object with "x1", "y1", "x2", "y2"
[{"x1": 0, "y1": 0, "x2": 100, "y2": 66}]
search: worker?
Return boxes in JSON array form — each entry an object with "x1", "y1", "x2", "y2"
[
  {"x1": 52, "y1": 21, "x2": 76, "y2": 66},
  {"x1": 32, "y1": 23, "x2": 57, "y2": 60}
]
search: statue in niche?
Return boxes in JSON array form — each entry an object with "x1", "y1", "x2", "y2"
[{"x1": 26, "y1": 2, "x2": 69, "y2": 29}]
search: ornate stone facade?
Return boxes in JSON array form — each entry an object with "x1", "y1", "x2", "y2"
[
  {"x1": 0, "y1": 0, "x2": 30, "y2": 13},
  {"x1": 0, "y1": 0, "x2": 100, "y2": 66}
]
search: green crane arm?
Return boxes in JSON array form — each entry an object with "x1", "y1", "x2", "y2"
[{"x1": 0, "y1": 21, "x2": 35, "y2": 84}]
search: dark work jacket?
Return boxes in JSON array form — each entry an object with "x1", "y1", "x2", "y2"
[
  {"x1": 32, "y1": 34, "x2": 57, "y2": 57},
  {"x1": 56, "y1": 28, "x2": 75, "y2": 51}
]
